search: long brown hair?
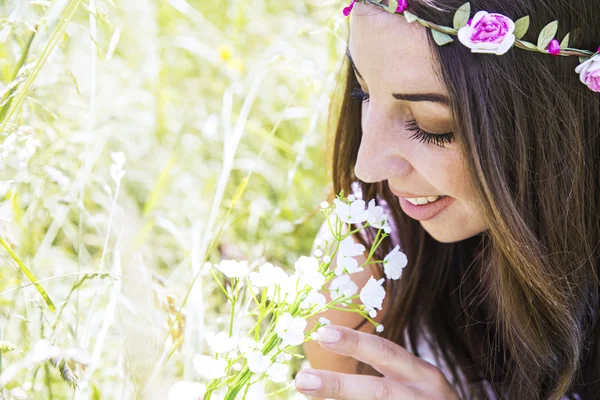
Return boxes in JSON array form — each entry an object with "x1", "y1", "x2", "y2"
[{"x1": 327, "y1": 0, "x2": 600, "y2": 398}]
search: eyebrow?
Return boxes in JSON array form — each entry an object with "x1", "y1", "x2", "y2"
[{"x1": 345, "y1": 49, "x2": 450, "y2": 106}]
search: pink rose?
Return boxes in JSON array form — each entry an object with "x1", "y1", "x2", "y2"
[
  {"x1": 575, "y1": 54, "x2": 600, "y2": 92},
  {"x1": 457, "y1": 11, "x2": 516, "y2": 55}
]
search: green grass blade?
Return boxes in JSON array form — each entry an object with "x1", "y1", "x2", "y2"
[
  {"x1": 0, "y1": 236, "x2": 56, "y2": 312},
  {"x1": 0, "y1": 0, "x2": 84, "y2": 134}
]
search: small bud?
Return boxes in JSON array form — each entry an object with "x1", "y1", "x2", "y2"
[
  {"x1": 0, "y1": 341, "x2": 16, "y2": 353},
  {"x1": 376, "y1": 324, "x2": 384, "y2": 333}
]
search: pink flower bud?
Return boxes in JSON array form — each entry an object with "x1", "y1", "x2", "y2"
[
  {"x1": 343, "y1": 0, "x2": 356, "y2": 16},
  {"x1": 547, "y1": 39, "x2": 560, "y2": 56},
  {"x1": 396, "y1": 0, "x2": 408, "y2": 13}
]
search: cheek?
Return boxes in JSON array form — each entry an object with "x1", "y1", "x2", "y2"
[{"x1": 418, "y1": 150, "x2": 468, "y2": 196}]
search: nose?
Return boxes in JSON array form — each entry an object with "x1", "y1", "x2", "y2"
[{"x1": 354, "y1": 103, "x2": 411, "y2": 183}]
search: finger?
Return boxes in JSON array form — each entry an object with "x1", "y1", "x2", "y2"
[
  {"x1": 294, "y1": 368, "x2": 420, "y2": 400},
  {"x1": 316, "y1": 325, "x2": 441, "y2": 382}
]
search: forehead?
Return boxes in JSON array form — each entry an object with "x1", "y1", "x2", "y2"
[{"x1": 349, "y1": 3, "x2": 445, "y2": 93}]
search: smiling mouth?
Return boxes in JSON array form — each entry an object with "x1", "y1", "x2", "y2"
[{"x1": 402, "y1": 195, "x2": 447, "y2": 206}]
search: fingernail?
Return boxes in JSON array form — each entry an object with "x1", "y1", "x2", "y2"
[
  {"x1": 295, "y1": 371, "x2": 322, "y2": 390},
  {"x1": 318, "y1": 327, "x2": 341, "y2": 344}
]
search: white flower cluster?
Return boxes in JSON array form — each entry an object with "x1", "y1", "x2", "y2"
[
  {"x1": 0, "y1": 126, "x2": 41, "y2": 171},
  {"x1": 109, "y1": 152, "x2": 126, "y2": 184},
  {"x1": 176, "y1": 193, "x2": 408, "y2": 399}
]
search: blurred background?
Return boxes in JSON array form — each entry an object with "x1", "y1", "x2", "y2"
[{"x1": 0, "y1": 0, "x2": 348, "y2": 398}]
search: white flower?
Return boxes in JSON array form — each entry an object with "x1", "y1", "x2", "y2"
[
  {"x1": 359, "y1": 276, "x2": 386, "y2": 313},
  {"x1": 249, "y1": 263, "x2": 288, "y2": 288},
  {"x1": 329, "y1": 274, "x2": 358, "y2": 301},
  {"x1": 266, "y1": 362, "x2": 289, "y2": 383},
  {"x1": 205, "y1": 331, "x2": 238, "y2": 353},
  {"x1": 216, "y1": 259, "x2": 249, "y2": 278},
  {"x1": 276, "y1": 352, "x2": 292, "y2": 362},
  {"x1": 226, "y1": 349, "x2": 239, "y2": 360},
  {"x1": 246, "y1": 383, "x2": 266, "y2": 400},
  {"x1": 320, "y1": 201, "x2": 329, "y2": 209},
  {"x1": 267, "y1": 274, "x2": 300, "y2": 303},
  {"x1": 111, "y1": 151, "x2": 126, "y2": 167},
  {"x1": 366, "y1": 199, "x2": 391, "y2": 233},
  {"x1": 275, "y1": 313, "x2": 307, "y2": 348},
  {"x1": 193, "y1": 355, "x2": 227, "y2": 379},
  {"x1": 294, "y1": 256, "x2": 325, "y2": 290},
  {"x1": 336, "y1": 236, "x2": 366, "y2": 275},
  {"x1": 300, "y1": 290, "x2": 326, "y2": 310},
  {"x1": 457, "y1": 11, "x2": 516, "y2": 55},
  {"x1": 245, "y1": 350, "x2": 272, "y2": 373},
  {"x1": 369, "y1": 309, "x2": 377, "y2": 318},
  {"x1": 109, "y1": 152, "x2": 126, "y2": 184},
  {"x1": 383, "y1": 245, "x2": 408, "y2": 280},
  {"x1": 575, "y1": 53, "x2": 600, "y2": 92},
  {"x1": 238, "y1": 337, "x2": 260, "y2": 353},
  {"x1": 376, "y1": 324, "x2": 384, "y2": 333},
  {"x1": 167, "y1": 381, "x2": 206, "y2": 400},
  {"x1": 319, "y1": 317, "x2": 331, "y2": 325},
  {"x1": 333, "y1": 198, "x2": 368, "y2": 224}
]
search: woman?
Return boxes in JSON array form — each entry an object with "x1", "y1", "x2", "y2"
[{"x1": 298, "y1": 0, "x2": 600, "y2": 399}]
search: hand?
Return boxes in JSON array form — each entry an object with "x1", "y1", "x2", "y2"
[{"x1": 295, "y1": 325, "x2": 461, "y2": 400}]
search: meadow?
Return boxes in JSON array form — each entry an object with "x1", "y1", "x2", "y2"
[{"x1": 0, "y1": 0, "x2": 348, "y2": 398}]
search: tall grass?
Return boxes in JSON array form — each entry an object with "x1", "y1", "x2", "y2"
[{"x1": 0, "y1": 0, "x2": 347, "y2": 398}]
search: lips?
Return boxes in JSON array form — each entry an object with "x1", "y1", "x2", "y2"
[{"x1": 397, "y1": 195, "x2": 454, "y2": 221}]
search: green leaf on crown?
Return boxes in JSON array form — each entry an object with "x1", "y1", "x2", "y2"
[
  {"x1": 453, "y1": 2, "x2": 471, "y2": 30},
  {"x1": 513, "y1": 16, "x2": 530, "y2": 40},
  {"x1": 560, "y1": 32, "x2": 570, "y2": 48},
  {"x1": 537, "y1": 20, "x2": 558, "y2": 49},
  {"x1": 431, "y1": 30, "x2": 454, "y2": 46},
  {"x1": 579, "y1": 56, "x2": 588, "y2": 63},
  {"x1": 404, "y1": 11, "x2": 418, "y2": 23},
  {"x1": 384, "y1": 0, "x2": 398, "y2": 13},
  {"x1": 518, "y1": 41, "x2": 540, "y2": 51}
]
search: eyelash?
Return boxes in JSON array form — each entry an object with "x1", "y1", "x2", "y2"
[{"x1": 349, "y1": 84, "x2": 455, "y2": 148}]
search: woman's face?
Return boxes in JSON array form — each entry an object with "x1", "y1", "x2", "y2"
[{"x1": 349, "y1": 3, "x2": 488, "y2": 243}]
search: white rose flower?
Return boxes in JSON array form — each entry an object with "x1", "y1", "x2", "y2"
[
  {"x1": 575, "y1": 53, "x2": 600, "y2": 92},
  {"x1": 457, "y1": 11, "x2": 516, "y2": 55}
]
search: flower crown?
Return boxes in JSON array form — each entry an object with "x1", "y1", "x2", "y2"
[{"x1": 343, "y1": 0, "x2": 600, "y2": 92}]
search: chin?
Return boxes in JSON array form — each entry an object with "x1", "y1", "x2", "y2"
[{"x1": 420, "y1": 221, "x2": 487, "y2": 243}]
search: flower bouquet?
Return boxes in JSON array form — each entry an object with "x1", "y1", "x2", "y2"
[{"x1": 175, "y1": 191, "x2": 408, "y2": 399}]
